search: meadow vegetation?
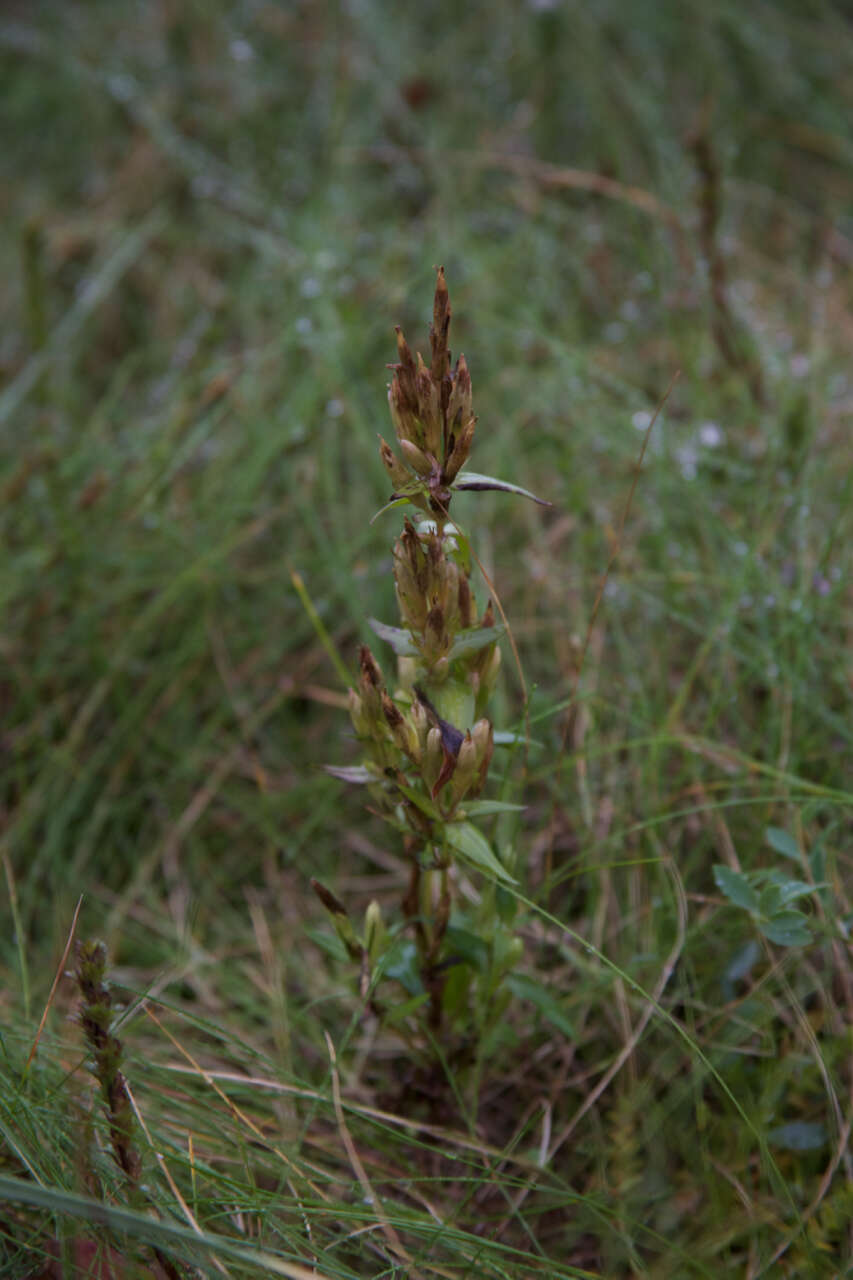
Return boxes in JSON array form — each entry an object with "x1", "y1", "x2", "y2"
[{"x1": 1, "y1": 2, "x2": 852, "y2": 1275}]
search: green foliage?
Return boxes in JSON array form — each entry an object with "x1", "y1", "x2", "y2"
[{"x1": 1, "y1": 1, "x2": 852, "y2": 1275}]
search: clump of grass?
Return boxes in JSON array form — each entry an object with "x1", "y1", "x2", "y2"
[{"x1": 313, "y1": 268, "x2": 547, "y2": 1048}]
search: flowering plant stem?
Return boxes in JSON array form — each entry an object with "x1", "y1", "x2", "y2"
[{"x1": 313, "y1": 270, "x2": 547, "y2": 1048}]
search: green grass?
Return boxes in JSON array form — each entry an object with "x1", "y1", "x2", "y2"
[{"x1": 1, "y1": 1, "x2": 852, "y2": 1275}]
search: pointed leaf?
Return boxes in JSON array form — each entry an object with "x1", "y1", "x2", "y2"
[
  {"x1": 765, "y1": 826, "x2": 801, "y2": 862},
  {"x1": 324, "y1": 764, "x2": 373, "y2": 784},
  {"x1": 445, "y1": 822, "x2": 517, "y2": 884},
  {"x1": 462, "y1": 800, "x2": 526, "y2": 816},
  {"x1": 722, "y1": 939, "x2": 761, "y2": 1001},
  {"x1": 765, "y1": 872, "x2": 824, "y2": 907},
  {"x1": 382, "y1": 993, "x2": 430, "y2": 1025},
  {"x1": 507, "y1": 973, "x2": 575, "y2": 1039},
  {"x1": 395, "y1": 780, "x2": 441, "y2": 820},
  {"x1": 452, "y1": 471, "x2": 551, "y2": 506},
  {"x1": 447, "y1": 624, "x2": 505, "y2": 660},
  {"x1": 768, "y1": 1121, "x2": 827, "y2": 1151},
  {"x1": 713, "y1": 865, "x2": 759, "y2": 912},
  {"x1": 379, "y1": 938, "x2": 425, "y2": 995},
  {"x1": 444, "y1": 926, "x2": 489, "y2": 973},
  {"x1": 368, "y1": 618, "x2": 418, "y2": 656},
  {"x1": 759, "y1": 911, "x2": 812, "y2": 947},
  {"x1": 370, "y1": 497, "x2": 412, "y2": 525}
]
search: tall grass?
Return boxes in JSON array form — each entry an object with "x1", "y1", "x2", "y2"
[{"x1": 1, "y1": 1, "x2": 852, "y2": 1275}]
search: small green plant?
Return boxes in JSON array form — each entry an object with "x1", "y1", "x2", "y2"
[
  {"x1": 313, "y1": 269, "x2": 547, "y2": 1046},
  {"x1": 713, "y1": 826, "x2": 827, "y2": 947}
]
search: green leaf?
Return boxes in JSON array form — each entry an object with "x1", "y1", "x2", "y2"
[
  {"x1": 461, "y1": 800, "x2": 526, "y2": 816},
  {"x1": 451, "y1": 471, "x2": 551, "y2": 506},
  {"x1": 444, "y1": 925, "x2": 490, "y2": 973},
  {"x1": 370, "y1": 496, "x2": 413, "y2": 524},
  {"x1": 507, "y1": 973, "x2": 574, "y2": 1039},
  {"x1": 767, "y1": 1121, "x2": 827, "y2": 1151},
  {"x1": 713, "y1": 865, "x2": 759, "y2": 912},
  {"x1": 446, "y1": 624, "x2": 505, "y2": 660},
  {"x1": 722, "y1": 939, "x2": 761, "y2": 1000},
  {"x1": 381, "y1": 993, "x2": 430, "y2": 1025},
  {"x1": 765, "y1": 826, "x2": 801, "y2": 861},
  {"x1": 395, "y1": 780, "x2": 441, "y2": 820},
  {"x1": 445, "y1": 822, "x2": 517, "y2": 884},
  {"x1": 368, "y1": 618, "x2": 418, "y2": 656},
  {"x1": 379, "y1": 938, "x2": 424, "y2": 995},
  {"x1": 809, "y1": 841, "x2": 825, "y2": 885},
  {"x1": 759, "y1": 911, "x2": 812, "y2": 947},
  {"x1": 765, "y1": 871, "x2": 823, "y2": 907}
]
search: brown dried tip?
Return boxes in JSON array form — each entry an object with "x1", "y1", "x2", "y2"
[
  {"x1": 381, "y1": 691, "x2": 405, "y2": 729},
  {"x1": 430, "y1": 266, "x2": 452, "y2": 385},
  {"x1": 359, "y1": 645, "x2": 383, "y2": 687},
  {"x1": 311, "y1": 878, "x2": 347, "y2": 917}
]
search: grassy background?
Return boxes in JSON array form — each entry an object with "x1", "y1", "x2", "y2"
[{"x1": 2, "y1": 1, "x2": 852, "y2": 1275}]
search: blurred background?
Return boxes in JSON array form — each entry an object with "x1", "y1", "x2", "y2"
[
  {"x1": 3, "y1": 4, "x2": 853, "y2": 1274},
  {"x1": 2, "y1": 0, "x2": 852, "y2": 1026}
]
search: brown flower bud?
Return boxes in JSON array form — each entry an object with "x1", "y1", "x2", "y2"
[
  {"x1": 430, "y1": 266, "x2": 452, "y2": 386},
  {"x1": 382, "y1": 692, "x2": 420, "y2": 762},
  {"x1": 425, "y1": 599, "x2": 446, "y2": 658},
  {"x1": 446, "y1": 353, "x2": 472, "y2": 432},
  {"x1": 400, "y1": 437, "x2": 434, "y2": 477},
  {"x1": 443, "y1": 415, "x2": 476, "y2": 483},
  {"x1": 358, "y1": 645, "x2": 385, "y2": 719},
  {"x1": 447, "y1": 731, "x2": 478, "y2": 805},
  {"x1": 392, "y1": 327, "x2": 418, "y2": 404},
  {"x1": 378, "y1": 436, "x2": 410, "y2": 491},
  {"x1": 470, "y1": 717, "x2": 494, "y2": 795},
  {"x1": 415, "y1": 353, "x2": 442, "y2": 457},
  {"x1": 388, "y1": 377, "x2": 420, "y2": 447},
  {"x1": 457, "y1": 575, "x2": 473, "y2": 629}
]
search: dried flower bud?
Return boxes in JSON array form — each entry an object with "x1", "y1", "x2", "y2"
[
  {"x1": 470, "y1": 717, "x2": 494, "y2": 795},
  {"x1": 388, "y1": 377, "x2": 420, "y2": 447},
  {"x1": 400, "y1": 437, "x2": 434, "y2": 477},
  {"x1": 425, "y1": 600, "x2": 446, "y2": 657},
  {"x1": 446, "y1": 353, "x2": 472, "y2": 431},
  {"x1": 358, "y1": 645, "x2": 385, "y2": 722},
  {"x1": 448, "y1": 731, "x2": 478, "y2": 805},
  {"x1": 443, "y1": 415, "x2": 476, "y2": 483},
  {"x1": 472, "y1": 643, "x2": 501, "y2": 720},
  {"x1": 457, "y1": 575, "x2": 473, "y2": 629},
  {"x1": 423, "y1": 725, "x2": 444, "y2": 794},
  {"x1": 378, "y1": 436, "x2": 410, "y2": 491},
  {"x1": 415, "y1": 353, "x2": 442, "y2": 457},
  {"x1": 348, "y1": 687, "x2": 370, "y2": 738},
  {"x1": 360, "y1": 644, "x2": 383, "y2": 689},
  {"x1": 393, "y1": 327, "x2": 418, "y2": 404},
  {"x1": 410, "y1": 695, "x2": 429, "y2": 748},
  {"x1": 430, "y1": 266, "x2": 452, "y2": 386},
  {"x1": 382, "y1": 692, "x2": 420, "y2": 762},
  {"x1": 311, "y1": 879, "x2": 362, "y2": 960}
]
